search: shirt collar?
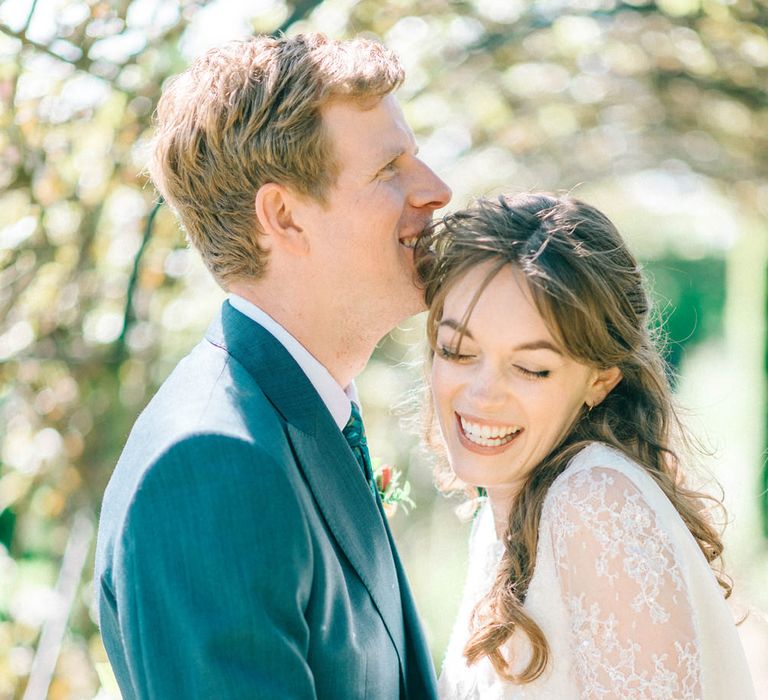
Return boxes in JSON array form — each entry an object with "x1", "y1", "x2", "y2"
[{"x1": 228, "y1": 294, "x2": 357, "y2": 430}]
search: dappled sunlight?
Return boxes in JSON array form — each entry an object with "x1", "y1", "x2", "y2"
[{"x1": 1, "y1": 0, "x2": 767, "y2": 696}]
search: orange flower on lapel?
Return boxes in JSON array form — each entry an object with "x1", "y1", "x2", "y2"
[{"x1": 373, "y1": 460, "x2": 415, "y2": 518}]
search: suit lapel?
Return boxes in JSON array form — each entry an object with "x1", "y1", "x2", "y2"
[
  {"x1": 207, "y1": 302, "x2": 407, "y2": 679},
  {"x1": 286, "y1": 424, "x2": 407, "y2": 664},
  {"x1": 381, "y1": 513, "x2": 439, "y2": 699}
]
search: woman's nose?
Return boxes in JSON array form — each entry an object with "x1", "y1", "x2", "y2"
[{"x1": 466, "y1": 365, "x2": 508, "y2": 408}]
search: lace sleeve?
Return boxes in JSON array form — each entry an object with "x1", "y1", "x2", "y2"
[{"x1": 547, "y1": 467, "x2": 702, "y2": 700}]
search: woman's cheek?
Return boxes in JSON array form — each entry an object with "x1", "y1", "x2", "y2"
[{"x1": 430, "y1": 363, "x2": 450, "y2": 419}]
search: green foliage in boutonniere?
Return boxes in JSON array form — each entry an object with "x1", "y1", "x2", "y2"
[{"x1": 372, "y1": 458, "x2": 415, "y2": 518}]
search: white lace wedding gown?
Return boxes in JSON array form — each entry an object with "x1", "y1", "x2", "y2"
[{"x1": 438, "y1": 442, "x2": 755, "y2": 699}]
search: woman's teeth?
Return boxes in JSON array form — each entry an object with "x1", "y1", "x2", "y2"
[
  {"x1": 460, "y1": 416, "x2": 521, "y2": 447},
  {"x1": 400, "y1": 236, "x2": 418, "y2": 249}
]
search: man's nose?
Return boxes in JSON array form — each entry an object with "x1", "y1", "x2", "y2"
[{"x1": 410, "y1": 161, "x2": 452, "y2": 211}]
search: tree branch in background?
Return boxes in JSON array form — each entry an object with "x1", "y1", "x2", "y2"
[
  {"x1": 0, "y1": 22, "x2": 91, "y2": 71},
  {"x1": 22, "y1": 0, "x2": 40, "y2": 34},
  {"x1": 114, "y1": 197, "x2": 163, "y2": 364}
]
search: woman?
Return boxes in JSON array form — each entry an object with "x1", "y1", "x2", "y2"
[{"x1": 416, "y1": 193, "x2": 755, "y2": 699}]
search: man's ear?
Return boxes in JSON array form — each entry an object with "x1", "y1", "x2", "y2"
[
  {"x1": 586, "y1": 366, "x2": 623, "y2": 409},
  {"x1": 254, "y1": 183, "x2": 309, "y2": 256}
]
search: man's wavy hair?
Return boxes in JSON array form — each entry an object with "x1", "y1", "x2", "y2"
[
  {"x1": 416, "y1": 192, "x2": 729, "y2": 683},
  {"x1": 149, "y1": 33, "x2": 404, "y2": 287}
]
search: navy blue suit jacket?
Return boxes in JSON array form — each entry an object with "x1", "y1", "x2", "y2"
[{"x1": 94, "y1": 301, "x2": 437, "y2": 699}]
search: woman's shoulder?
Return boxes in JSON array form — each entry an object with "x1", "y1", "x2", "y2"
[
  {"x1": 564, "y1": 440, "x2": 640, "y2": 472},
  {"x1": 541, "y1": 443, "x2": 686, "y2": 576},
  {"x1": 543, "y1": 442, "x2": 664, "y2": 519},
  {"x1": 552, "y1": 442, "x2": 649, "y2": 488}
]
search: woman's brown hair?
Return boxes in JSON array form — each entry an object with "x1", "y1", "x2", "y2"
[{"x1": 416, "y1": 192, "x2": 729, "y2": 683}]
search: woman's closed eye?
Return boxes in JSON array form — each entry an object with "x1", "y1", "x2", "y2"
[
  {"x1": 515, "y1": 365, "x2": 550, "y2": 379},
  {"x1": 436, "y1": 344, "x2": 474, "y2": 362}
]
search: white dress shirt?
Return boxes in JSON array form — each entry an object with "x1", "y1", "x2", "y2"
[{"x1": 228, "y1": 294, "x2": 357, "y2": 430}]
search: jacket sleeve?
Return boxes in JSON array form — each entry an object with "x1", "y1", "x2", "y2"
[{"x1": 112, "y1": 434, "x2": 316, "y2": 699}]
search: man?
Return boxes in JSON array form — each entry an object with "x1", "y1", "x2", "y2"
[{"x1": 94, "y1": 33, "x2": 451, "y2": 699}]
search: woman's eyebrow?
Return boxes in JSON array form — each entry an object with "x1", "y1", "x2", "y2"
[
  {"x1": 438, "y1": 319, "x2": 562, "y2": 355},
  {"x1": 512, "y1": 340, "x2": 563, "y2": 355},
  {"x1": 438, "y1": 318, "x2": 474, "y2": 339}
]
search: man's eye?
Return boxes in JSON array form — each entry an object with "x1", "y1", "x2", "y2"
[{"x1": 379, "y1": 160, "x2": 397, "y2": 176}]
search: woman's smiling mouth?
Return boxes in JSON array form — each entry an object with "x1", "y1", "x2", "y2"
[{"x1": 455, "y1": 413, "x2": 523, "y2": 453}]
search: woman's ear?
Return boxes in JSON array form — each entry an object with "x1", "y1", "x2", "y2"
[
  {"x1": 254, "y1": 183, "x2": 309, "y2": 256},
  {"x1": 586, "y1": 366, "x2": 622, "y2": 409}
]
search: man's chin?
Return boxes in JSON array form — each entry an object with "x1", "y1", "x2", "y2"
[
  {"x1": 377, "y1": 292, "x2": 426, "y2": 333},
  {"x1": 406, "y1": 273, "x2": 429, "y2": 306}
]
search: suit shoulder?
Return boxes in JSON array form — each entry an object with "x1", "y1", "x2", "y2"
[
  {"x1": 142, "y1": 340, "x2": 272, "y2": 434},
  {"x1": 97, "y1": 433, "x2": 310, "y2": 581},
  {"x1": 123, "y1": 338, "x2": 292, "y2": 462}
]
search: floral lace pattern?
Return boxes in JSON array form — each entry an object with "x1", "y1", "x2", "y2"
[
  {"x1": 546, "y1": 466, "x2": 701, "y2": 699},
  {"x1": 439, "y1": 444, "x2": 754, "y2": 700}
]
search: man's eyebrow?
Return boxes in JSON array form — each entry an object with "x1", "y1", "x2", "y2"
[
  {"x1": 379, "y1": 137, "x2": 418, "y2": 163},
  {"x1": 380, "y1": 146, "x2": 405, "y2": 162},
  {"x1": 438, "y1": 319, "x2": 563, "y2": 355}
]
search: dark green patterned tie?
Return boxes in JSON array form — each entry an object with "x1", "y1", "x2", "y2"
[{"x1": 343, "y1": 403, "x2": 375, "y2": 495}]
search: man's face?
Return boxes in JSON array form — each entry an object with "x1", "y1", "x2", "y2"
[{"x1": 299, "y1": 95, "x2": 451, "y2": 335}]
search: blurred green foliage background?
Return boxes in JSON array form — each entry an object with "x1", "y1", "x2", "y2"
[{"x1": 1, "y1": 0, "x2": 767, "y2": 697}]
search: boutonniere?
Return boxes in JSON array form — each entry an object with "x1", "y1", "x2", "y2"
[{"x1": 372, "y1": 459, "x2": 416, "y2": 518}]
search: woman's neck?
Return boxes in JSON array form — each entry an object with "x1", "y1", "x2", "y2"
[{"x1": 486, "y1": 483, "x2": 523, "y2": 540}]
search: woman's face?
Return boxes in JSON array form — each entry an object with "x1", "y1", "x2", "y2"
[{"x1": 431, "y1": 261, "x2": 618, "y2": 503}]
